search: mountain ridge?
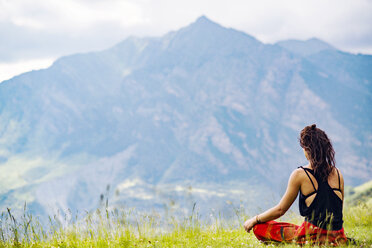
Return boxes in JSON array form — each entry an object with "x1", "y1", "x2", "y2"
[
  {"x1": 0, "y1": 16, "x2": 371, "y2": 219},
  {"x1": 276, "y1": 37, "x2": 336, "y2": 56}
]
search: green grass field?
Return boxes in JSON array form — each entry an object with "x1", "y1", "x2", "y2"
[{"x1": 0, "y1": 201, "x2": 371, "y2": 248}]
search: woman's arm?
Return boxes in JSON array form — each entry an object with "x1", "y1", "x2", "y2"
[{"x1": 244, "y1": 169, "x2": 302, "y2": 232}]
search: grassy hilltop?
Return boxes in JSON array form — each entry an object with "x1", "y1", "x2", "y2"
[
  {"x1": 0, "y1": 181, "x2": 371, "y2": 248},
  {"x1": 345, "y1": 180, "x2": 372, "y2": 207}
]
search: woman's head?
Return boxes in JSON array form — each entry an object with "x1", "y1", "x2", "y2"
[{"x1": 299, "y1": 124, "x2": 336, "y2": 181}]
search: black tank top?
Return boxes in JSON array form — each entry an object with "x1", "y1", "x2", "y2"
[{"x1": 298, "y1": 166, "x2": 343, "y2": 230}]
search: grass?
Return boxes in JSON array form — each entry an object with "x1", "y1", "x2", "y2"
[{"x1": 0, "y1": 201, "x2": 371, "y2": 248}]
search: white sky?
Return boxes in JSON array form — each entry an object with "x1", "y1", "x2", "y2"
[{"x1": 1, "y1": 0, "x2": 371, "y2": 82}]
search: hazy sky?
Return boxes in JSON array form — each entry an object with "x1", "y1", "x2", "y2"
[{"x1": 1, "y1": 0, "x2": 371, "y2": 82}]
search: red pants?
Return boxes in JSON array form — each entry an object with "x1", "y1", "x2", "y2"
[{"x1": 253, "y1": 221, "x2": 347, "y2": 246}]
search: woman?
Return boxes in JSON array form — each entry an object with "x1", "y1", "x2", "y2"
[{"x1": 244, "y1": 124, "x2": 348, "y2": 245}]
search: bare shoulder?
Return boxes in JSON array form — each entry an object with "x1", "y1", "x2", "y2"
[
  {"x1": 332, "y1": 167, "x2": 343, "y2": 178},
  {"x1": 289, "y1": 168, "x2": 305, "y2": 183},
  {"x1": 292, "y1": 166, "x2": 307, "y2": 177},
  {"x1": 335, "y1": 167, "x2": 344, "y2": 184},
  {"x1": 292, "y1": 167, "x2": 303, "y2": 176},
  {"x1": 335, "y1": 167, "x2": 343, "y2": 176}
]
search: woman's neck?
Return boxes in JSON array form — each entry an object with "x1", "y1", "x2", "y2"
[{"x1": 305, "y1": 163, "x2": 313, "y2": 169}]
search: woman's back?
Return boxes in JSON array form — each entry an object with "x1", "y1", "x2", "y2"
[
  {"x1": 298, "y1": 166, "x2": 344, "y2": 230},
  {"x1": 299, "y1": 166, "x2": 344, "y2": 207}
]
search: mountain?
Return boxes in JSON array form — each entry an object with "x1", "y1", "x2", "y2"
[
  {"x1": 0, "y1": 16, "x2": 371, "y2": 218},
  {"x1": 276, "y1": 38, "x2": 335, "y2": 56}
]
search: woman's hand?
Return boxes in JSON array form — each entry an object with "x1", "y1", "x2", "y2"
[
  {"x1": 244, "y1": 217, "x2": 257, "y2": 233},
  {"x1": 244, "y1": 169, "x2": 302, "y2": 233}
]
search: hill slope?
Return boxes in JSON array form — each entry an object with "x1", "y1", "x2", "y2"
[{"x1": 345, "y1": 180, "x2": 372, "y2": 206}]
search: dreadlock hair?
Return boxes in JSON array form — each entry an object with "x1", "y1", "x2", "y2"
[{"x1": 299, "y1": 124, "x2": 336, "y2": 181}]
